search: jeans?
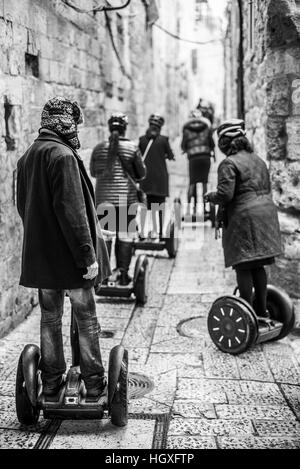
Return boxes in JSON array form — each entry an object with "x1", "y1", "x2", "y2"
[{"x1": 39, "y1": 288, "x2": 105, "y2": 394}]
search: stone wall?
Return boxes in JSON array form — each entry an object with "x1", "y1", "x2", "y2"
[
  {"x1": 0, "y1": 0, "x2": 193, "y2": 337},
  {"x1": 225, "y1": 0, "x2": 300, "y2": 299}
]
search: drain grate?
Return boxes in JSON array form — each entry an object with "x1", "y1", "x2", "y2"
[
  {"x1": 177, "y1": 315, "x2": 204, "y2": 338},
  {"x1": 128, "y1": 373, "x2": 154, "y2": 400}
]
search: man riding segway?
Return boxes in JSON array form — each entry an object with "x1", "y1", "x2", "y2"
[{"x1": 181, "y1": 109, "x2": 215, "y2": 222}]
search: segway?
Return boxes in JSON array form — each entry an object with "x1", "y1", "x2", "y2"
[
  {"x1": 134, "y1": 220, "x2": 179, "y2": 259},
  {"x1": 207, "y1": 285, "x2": 295, "y2": 355},
  {"x1": 96, "y1": 254, "x2": 149, "y2": 305},
  {"x1": 134, "y1": 199, "x2": 180, "y2": 259},
  {"x1": 15, "y1": 310, "x2": 129, "y2": 427}
]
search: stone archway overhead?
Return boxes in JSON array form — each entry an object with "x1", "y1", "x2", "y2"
[{"x1": 267, "y1": 0, "x2": 300, "y2": 48}]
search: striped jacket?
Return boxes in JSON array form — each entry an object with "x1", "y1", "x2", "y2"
[{"x1": 90, "y1": 137, "x2": 146, "y2": 208}]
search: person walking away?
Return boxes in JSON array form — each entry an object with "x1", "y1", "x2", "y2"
[
  {"x1": 139, "y1": 114, "x2": 175, "y2": 240},
  {"x1": 90, "y1": 113, "x2": 146, "y2": 286},
  {"x1": 17, "y1": 97, "x2": 111, "y2": 402},
  {"x1": 204, "y1": 119, "x2": 282, "y2": 318},
  {"x1": 181, "y1": 109, "x2": 215, "y2": 220}
]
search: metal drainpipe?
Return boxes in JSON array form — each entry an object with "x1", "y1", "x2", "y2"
[{"x1": 237, "y1": 0, "x2": 245, "y2": 120}]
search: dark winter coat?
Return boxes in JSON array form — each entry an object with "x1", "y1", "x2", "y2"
[
  {"x1": 181, "y1": 118, "x2": 215, "y2": 159},
  {"x1": 90, "y1": 137, "x2": 146, "y2": 207},
  {"x1": 139, "y1": 134, "x2": 175, "y2": 197},
  {"x1": 17, "y1": 130, "x2": 111, "y2": 290},
  {"x1": 209, "y1": 150, "x2": 282, "y2": 268}
]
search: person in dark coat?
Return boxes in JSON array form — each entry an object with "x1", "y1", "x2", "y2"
[
  {"x1": 205, "y1": 119, "x2": 282, "y2": 318},
  {"x1": 17, "y1": 97, "x2": 111, "y2": 401},
  {"x1": 139, "y1": 114, "x2": 175, "y2": 239},
  {"x1": 181, "y1": 109, "x2": 215, "y2": 218},
  {"x1": 90, "y1": 113, "x2": 146, "y2": 286}
]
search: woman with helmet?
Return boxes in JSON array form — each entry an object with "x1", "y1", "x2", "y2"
[
  {"x1": 181, "y1": 109, "x2": 215, "y2": 219},
  {"x1": 139, "y1": 114, "x2": 175, "y2": 240},
  {"x1": 90, "y1": 113, "x2": 146, "y2": 286},
  {"x1": 205, "y1": 119, "x2": 282, "y2": 318}
]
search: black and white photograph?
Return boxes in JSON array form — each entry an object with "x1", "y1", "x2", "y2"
[{"x1": 0, "y1": 0, "x2": 299, "y2": 453}]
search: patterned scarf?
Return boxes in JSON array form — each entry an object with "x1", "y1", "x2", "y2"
[{"x1": 41, "y1": 97, "x2": 84, "y2": 150}]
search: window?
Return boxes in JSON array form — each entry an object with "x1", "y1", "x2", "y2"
[{"x1": 25, "y1": 52, "x2": 39, "y2": 78}]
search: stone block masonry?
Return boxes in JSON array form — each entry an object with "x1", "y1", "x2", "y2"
[
  {"x1": 0, "y1": 0, "x2": 193, "y2": 337},
  {"x1": 225, "y1": 0, "x2": 300, "y2": 298}
]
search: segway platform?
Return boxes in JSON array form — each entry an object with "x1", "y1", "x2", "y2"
[{"x1": 16, "y1": 344, "x2": 129, "y2": 427}]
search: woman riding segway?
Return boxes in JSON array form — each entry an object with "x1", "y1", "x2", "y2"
[
  {"x1": 205, "y1": 119, "x2": 283, "y2": 320},
  {"x1": 90, "y1": 113, "x2": 147, "y2": 287}
]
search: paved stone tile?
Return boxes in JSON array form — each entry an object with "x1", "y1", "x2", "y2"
[
  {"x1": 263, "y1": 343, "x2": 300, "y2": 385},
  {"x1": 50, "y1": 419, "x2": 155, "y2": 449},
  {"x1": 215, "y1": 404, "x2": 296, "y2": 421},
  {"x1": 168, "y1": 418, "x2": 254, "y2": 436},
  {"x1": 145, "y1": 370, "x2": 177, "y2": 407},
  {"x1": 228, "y1": 381, "x2": 287, "y2": 406},
  {"x1": 0, "y1": 396, "x2": 15, "y2": 413},
  {"x1": 125, "y1": 348, "x2": 149, "y2": 365},
  {"x1": 151, "y1": 336, "x2": 204, "y2": 354},
  {"x1": 122, "y1": 308, "x2": 159, "y2": 349},
  {"x1": 218, "y1": 437, "x2": 300, "y2": 449},
  {"x1": 129, "y1": 398, "x2": 170, "y2": 415},
  {"x1": 167, "y1": 436, "x2": 217, "y2": 449},
  {"x1": 254, "y1": 419, "x2": 300, "y2": 437},
  {"x1": 203, "y1": 348, "x2": 240, "y2": 380},
  {"x1": 173, "y1": 401, "x2": 216, "y2": 419},
  {"x1": 281, "y1": 384, "x2": 300, "y2": 419},
  {"x1": 146, "y1": 353, "x2": 205, "y2": 379},
  {"x1": 0, "y1": 429, "x2": 40, "y2": 449},
  {"x1": 0, "y1": 382, "x2": 15, "y2": 396},
  {"x1": 0, "y1": 412, "x2": 47, "y2": 432},
  {"x1": 176, "y1": 379, "x2": 227, "y2": 403},
  {"x1": 236, "y1": 348, "x2": 274, "y2": 382},
  {"x1": 95, "y1": 299, "x2": 134, "y2": 319}
]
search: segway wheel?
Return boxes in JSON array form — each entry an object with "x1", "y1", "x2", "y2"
[
  {"x1": 173, "y1": 198, "x2": 182, "y2": 230},
  {"x1": 207, "y1": 296, "x2": 259, "y2": 355},
  {"x1": 165, "y1": 221, "x2": 179, "y2": 259},
  {"x1": 133, "y1": 255, "x2": 149, "y2": 306},
  {"x1": 15, "y1": 348, "x2": 40, "y2": 425},
  {"x1": 108, "y1": 347, "x2": 128, "y2": 427},
  {"x1": 253, "y1": 285, "x2": 295, "y2": 341}
]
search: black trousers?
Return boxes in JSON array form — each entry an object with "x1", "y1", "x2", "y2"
[{"x1": 235, "y1": 266, "x2": 268, "y2": 317}]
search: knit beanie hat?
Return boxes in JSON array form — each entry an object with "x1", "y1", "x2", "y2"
[{"x1": 41, "y1": 97, "x2": 84, "y2": 150}]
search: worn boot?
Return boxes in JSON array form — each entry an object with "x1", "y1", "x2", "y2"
[{"x1": 116, "y1": 240, "x2": 133, "y2": 286}]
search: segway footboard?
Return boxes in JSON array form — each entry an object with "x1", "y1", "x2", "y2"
[{"x1": 208, "y1": 296, "x2": 259, "y2": 355}]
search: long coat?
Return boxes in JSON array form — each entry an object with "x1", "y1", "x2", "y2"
[
  {"x1": 210, "y1": 150, "x2": 282, "y2": 268},
  {"x1": 139, "y1": 134, "x2": 175, "y2": 197},
  {"x1": 17, "y1": 130, "x2": 111, "y2": 290},
  {"x1": 90, "y1": 137, "x2": 146, "y2": 208}
]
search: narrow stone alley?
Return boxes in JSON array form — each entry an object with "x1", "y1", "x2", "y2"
[{"x1": 0, "y1": 151, "x2": 300, "y2": 450}]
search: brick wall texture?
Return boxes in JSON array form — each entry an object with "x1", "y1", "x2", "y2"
[
  {"x1": 225, "y1": 0, "x2": 300, "y2": 298},
  {"x1": 0, "y1": 0, "x2": 193, "y2": 337}
]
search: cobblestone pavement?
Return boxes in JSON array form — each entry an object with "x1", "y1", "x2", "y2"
[{"x1": 0, "y1": 148, "x2": 300, "y2": 449}]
